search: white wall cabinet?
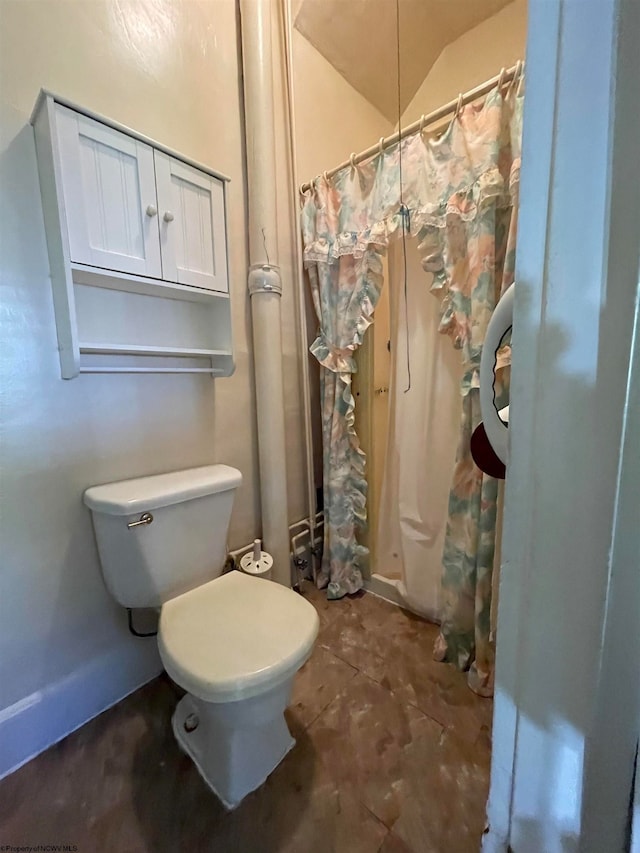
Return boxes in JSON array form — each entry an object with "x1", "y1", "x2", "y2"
[
  {"x1": 31, "y1": 91, "x2": 233, "y2": 378},
  {"x1": 55, "y1": 105, "x2": 163, "y2": 280},
  {"x1": 154, "y1": 152, "x2": 228, "y2": 292}
]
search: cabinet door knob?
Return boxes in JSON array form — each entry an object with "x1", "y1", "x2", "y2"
[
  {"x1": 163, "y1": 211, "x2": 175, "y2": 223},
  {"x1": 146, "y1": 204, "x2": 157, "y2": 217}
]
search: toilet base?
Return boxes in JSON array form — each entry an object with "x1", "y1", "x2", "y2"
[{"x1": 171, "y1": 679, "x2": 296, "y2": 809}]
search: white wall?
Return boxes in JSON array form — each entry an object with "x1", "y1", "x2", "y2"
[
  {"x1": 292, "y1": 29, "x2": 393, "y2": 187},
  {"x1": 401, "y1": 0, "x2": 527, "y2": 127},
  {"x1": 0, "y1": 0, "x2": 307, "y2": 777}
]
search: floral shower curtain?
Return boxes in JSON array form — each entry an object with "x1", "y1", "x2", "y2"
[
  {"x1": 422, "y1": 93, "x2": 522, "y2": 696},
  {"x1": 302, "y1": 250, "x2": 384, "y2": 598},
  {"x1": 301, "y1": 86, "x2": 523, "y2": 688}
]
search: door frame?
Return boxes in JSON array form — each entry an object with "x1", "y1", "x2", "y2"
[{"x1": 485, "y1": 0, "x2": 640, "y2": 849}]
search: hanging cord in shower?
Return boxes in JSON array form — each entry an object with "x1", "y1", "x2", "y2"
[{"x1": 396, "y1": 0, "x2": 411, "y2": 392}]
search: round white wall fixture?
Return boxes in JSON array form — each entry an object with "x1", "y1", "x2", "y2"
[{"x1": 479, "y1": 283, "x2": 514, "y2": 465}]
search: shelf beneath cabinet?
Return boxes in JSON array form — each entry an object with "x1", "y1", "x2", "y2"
[
  {"x1": 79, "y1": 366, "x2": 226, "y2": 375},
  {"x1": 71, "y1": 264, "x2": 229, "y2": 304},
  {"x1": 72, "y1": 283, "x2": 235, "y2": 377},
  {"x1": 78, "y1": 343, "x2": 232, "y2": 358},
  {"x1": 77, "y1": 349, "x2": 234, "y2": 377}
]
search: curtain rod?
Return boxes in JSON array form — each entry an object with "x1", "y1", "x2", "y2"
[{"x1": 299, "y1": 60, "x2": 524, "y2": 195}]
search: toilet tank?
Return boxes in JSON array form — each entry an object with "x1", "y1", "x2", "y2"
[{"x1": 84, "y1": 465, "x2": 242, "y2": 608}]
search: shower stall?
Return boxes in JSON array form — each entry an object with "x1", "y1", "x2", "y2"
[
  {"x1": 296, "y1": 55, "x2": 522, "y2": 692},
  {"x1": 362, "y1": 239, "x2": 463, "y2": 621}
]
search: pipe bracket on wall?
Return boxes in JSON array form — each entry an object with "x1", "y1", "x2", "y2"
[{"x1": 248, "y1": 263, "x2": 283, "y2": 296}]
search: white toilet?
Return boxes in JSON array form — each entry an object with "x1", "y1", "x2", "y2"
[{"x1": 83, "y1": 465, "x2": 319, "y2": 809}]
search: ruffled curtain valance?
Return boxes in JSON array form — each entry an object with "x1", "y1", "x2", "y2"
[{"x1": 301, "y1": 88, "x2": 523, "y2": 618}]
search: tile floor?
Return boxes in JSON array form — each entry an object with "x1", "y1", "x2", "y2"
[{"x1": 0, "y1": 582, "x2": 493, "y2": 853}]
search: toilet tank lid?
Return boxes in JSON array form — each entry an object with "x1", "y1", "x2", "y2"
[{"x1": 83, "y1": 465, "x2": 242, "y2": 516}]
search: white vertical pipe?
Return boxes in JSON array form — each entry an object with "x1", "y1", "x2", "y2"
[{"x1": 240, "y1": 0, "x2": 291, "y2": 587}]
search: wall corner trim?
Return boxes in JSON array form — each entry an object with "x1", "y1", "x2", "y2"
[{"x1": 0, "y1": 641, "x2": 162, "y2": 780}]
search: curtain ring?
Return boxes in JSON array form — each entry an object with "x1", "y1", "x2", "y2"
[
  {"x1": 508, "y1": 61, "x2": 522, "y2": 96},
  {"x1": 498, "y1": 66, "x2": 507, "y2": 89},
  {"x1": 508, "y1": 61, "x2": 520, "y2": 91},
  {"x1": 516, "y1": 62, "x2": 525, "y2": 96},
  {"x1": 378, "y1": 137, "x2": 385, "y2": 155},
  {"x1": 419, "y1": 114, "x2": 426, "y2": 133},
  {"x1": 455, "y1": 93, "x2": 463, "y2": 118},
  {"x1": 323, "y1": 170, "x2": 330, "y2": 183},
  {"x1": 299, "y1": 182, "x2": 307, "y2": 196},
  {"x1": 350, "y1": 152, "x2": 357, "y2": 171}
]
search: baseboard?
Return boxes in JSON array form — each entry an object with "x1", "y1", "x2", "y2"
[
  {"x1": 365, "y1": 573, "x2": 406, "y2": 608},
  {"x1": 0, "y1": 639, "x2": 162, "y2": 780}
]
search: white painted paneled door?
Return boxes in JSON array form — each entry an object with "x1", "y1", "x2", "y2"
[
  {"x1": 54, "y1": 105, "x2": 162, "y2": 278},
  {"x1": 484, "y1": 0, "x2": 640, "y2": 851},
  {"x1": 154, "y1": 152, "x2": 228, "y2": 292}
]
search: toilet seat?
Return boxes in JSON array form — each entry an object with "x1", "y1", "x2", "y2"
[{"x1": 158, "y1": 571, "x2": 319, "y2": 703}]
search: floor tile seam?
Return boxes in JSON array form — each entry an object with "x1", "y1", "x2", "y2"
[
  {"x1": 315, "y1": 616, "x2": 363, "y2": 646},
  {"x1": 317, "y1": 644, "x2": 387, "y2": 679},
  {"x1": 314, "y1": 620, "x2": 356, "y2": 648},
  {"x1": 317, "y1": 629, "x2": 440, "y2": 675},
  {"x1": 356, "y1": 795, "x2": 394, "y2": 832},
  {"x1": 375, "y1": 829, "x2": 418, "y2": 853},
  {"x1": 314, "y1": 646, "x2": 361, "y2": 678},
  {"x1": 400, "y1": 692, "x2": 494, "y2": 742},
  {"x1": 304, "y1": 683, "x2": 361, "y2": 737},
  {"x1": 399, "y1": 696, "x2": 452, "y2": 733},
  {"x1": 338, "y1": 785, "x2": 421, "y2": 853},
  {"x1": 353, "y1": 668, "x2": 448, "y2": 737},
  {"x1": 314, "y1": 649, "x2": 488, "y2": 738},
  {"x1": 394, "y1": 696, "x2": 490, "y2": 751},
  {"x1": 376, "y1": 832, "x2": 390, "y2": 853},
  {"x1": 295, "y1": 670, "x2": 360, "y2": 732},
  {"x1": 332, "y1": 781, "x2": 404, "y2": 845}
]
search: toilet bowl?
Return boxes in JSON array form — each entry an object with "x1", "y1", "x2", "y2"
[
  {"x1": 158, "y1": 570, "x2": 318, "y2": 807},
  {"x1": 83, "y1": 465, "x2": 319, "y2": 808}
]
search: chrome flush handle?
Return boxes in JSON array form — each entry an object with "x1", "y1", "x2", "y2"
[{"x1": 127, "y1": 512, "x2": 154, "y2": 529}]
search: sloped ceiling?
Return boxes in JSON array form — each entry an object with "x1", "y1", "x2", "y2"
[{"x1": 294, "y1": 0, "x2": 512, "y2": 122}]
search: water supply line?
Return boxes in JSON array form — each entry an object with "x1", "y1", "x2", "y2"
[{"x1": 240, "y1": 0, "x2": 291, "y2": 587}]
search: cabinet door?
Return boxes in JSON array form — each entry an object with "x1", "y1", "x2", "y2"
[
  {"x1": 154, "y1": 151, "x2": 228, "y2": 293},
  {"x1": 54, "y1": 104, "x2": 162, "y2": 278}
]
